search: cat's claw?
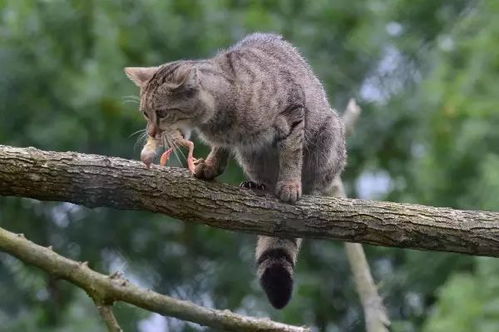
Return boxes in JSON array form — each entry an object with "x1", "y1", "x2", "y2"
[{"x1": 240, "y1": 181, "x2": 266, "y2": 191}]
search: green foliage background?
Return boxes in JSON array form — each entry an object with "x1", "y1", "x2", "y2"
[{"x1": 0, "y1": 0, "x2": 498, "y2": 331}]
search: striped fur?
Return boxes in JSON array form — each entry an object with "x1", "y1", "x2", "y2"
[{"x1": 125, "y1": 33, "x2": 346, "y2": 309}]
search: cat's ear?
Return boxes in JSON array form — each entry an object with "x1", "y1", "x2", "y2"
[
  {"x1": 170, "y1": 67, "x2": 198, "y2": 92},
  {"x1": 124, "y1": 66, "x2": 159, "y2": 87}
]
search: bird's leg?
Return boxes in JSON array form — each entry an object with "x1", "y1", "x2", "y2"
[
  {"x1": 158, "y1": 138, "x2": 198, "y2": 174},
  {"x1": 157, "y1": 129, "x2": 199, "y2": 173},
  {"x1": 178, "y1": 138, "x2": 198, "y2": 174},
  {"x1": 159, "y1": 148, "x2": 174, "y2": 166}
]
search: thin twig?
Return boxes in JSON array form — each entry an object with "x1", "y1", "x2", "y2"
[
  {"x1": 95, "y1": 303, "x2": 123, "y2": 332},
  {"x1": 342, "y1": 98, "x2": 362, "y2": 137},
  {"x1": 0, "y1": 226, "x2": 310, "y2": 332},
  {"x1": 332, "y1": 179, "x2": 390, "y2": 332},
  {"x1": 337, "y1": 99, "x2": 390, "y2": 331}
]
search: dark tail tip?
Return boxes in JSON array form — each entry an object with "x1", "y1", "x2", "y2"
[{"x1": 260, "y1": 263, "x2": 293, "y2": 309}]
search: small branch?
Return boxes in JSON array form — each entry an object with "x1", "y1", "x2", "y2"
[
  {"x1": 0, "y1": 226, "x2": 309, "y2": 332},
  {"x1": 342, "y1": 98, "x2": 362, "y2": 137},
  {"x1": 0, "y1": 145, "x2": 498, "y2": 256},
  {"x1": 95, "y1": 303, "x2": 123, "y2": 332},
  {"x1": 344, "y1": 243, "x2": 390, "y2": 331},
  {"x1": 332, "y1": 179, "x2": 390, "y2": 332},
  {"x1": 339, "y1": 99, "x2": 390, "y2": 332}
]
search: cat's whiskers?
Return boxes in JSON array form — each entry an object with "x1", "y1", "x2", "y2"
[
  {"x1": 121, "y1": 95, "x2": 140, "y2": 106},
  {"x1": 171, "y1": 136, "x2": 187, "y2": 164},
  {"x1": 129, "y1": 128, "x2": 146, "y2": 138},
  {"x1": 122, "y1": 100, "x2": 139, "y2": 105},
  {"x1": 175, "y1": 143, "x2": 185, "y2": 163},
  {"x1": 134, "y1": 131, "x2": 149, "y2": 153},
  {"x1": 164, "y1": 133, "x2": 186, "y2": 165},
  {"x1": 161, "y1": 134, "x2": 176, "y2": 163},
  {"x1": 161, "y1": 134, "x2": 169, "y2": 153},
  {"x1": 122, "y1": 95, "x2": 140, "y2": 101}
]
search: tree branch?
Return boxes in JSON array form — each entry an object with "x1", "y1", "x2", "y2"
[
  {"x1": 342, "y1": 98, "x2": 362, "y2": 137},
  {"x1": 333, "y1": 179, "x2": 390, "y2": 332},
  {"x1": 337, "y1": 99, "x2": 390, "y2": 332},
  {"x1": 0, "y1": 227, "x2": 309, "y2": 332},
  {"x1": 95, "y1": 303, "x2": 123, "y2": 332},
  {"x1": 1, "y1": 144, "x2": 498, "y2": 256}
]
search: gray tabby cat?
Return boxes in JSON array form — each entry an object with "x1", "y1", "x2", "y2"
[{"x1": 125, "y1": 33, "x2": 346, "y2": 309}]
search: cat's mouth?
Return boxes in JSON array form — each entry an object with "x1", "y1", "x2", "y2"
[
  {"x1": 158, "y1": 126, "x2": 193, "y2": 152},
  {"x1": 177, "y1": 127, "x2": 190, "y2": 141},
  {"x1": 141, "y1": 127, "x2": 197, "y2": 174},
  {"x1": 166, "y1": 125, "x2": 192, "y2": 142}
]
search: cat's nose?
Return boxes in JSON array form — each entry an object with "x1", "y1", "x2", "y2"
[{"x1": 148, "y1": 125, "x2": 160, "y2": 138}]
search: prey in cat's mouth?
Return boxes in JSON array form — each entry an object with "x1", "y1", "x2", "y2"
[{"x1": 140, "y1": 129, "x2": 200, "y2": 173}]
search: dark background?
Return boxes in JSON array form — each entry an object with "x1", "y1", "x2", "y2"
[{"x1": 1, "y1": 1, "x2": 498, "y2": 331}]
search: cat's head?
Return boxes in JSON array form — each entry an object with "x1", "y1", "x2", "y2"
[{"x1": 124, "y1": 62, "x2": 214, "y2": 138}]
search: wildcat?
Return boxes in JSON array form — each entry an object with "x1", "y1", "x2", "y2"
[{"x1": 125, "y1": 33, "x2": 346, "y2": 309}]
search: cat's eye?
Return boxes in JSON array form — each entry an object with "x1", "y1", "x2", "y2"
[
  {"x1": 156, "y1": 108, "x2": 184, "y2": 119},
  {"x1": 156, "y1": 109, "x2": 168, "y2": 119}
]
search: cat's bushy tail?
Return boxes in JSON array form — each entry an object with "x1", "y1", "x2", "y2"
[{"x1": 256, "y1": 236, "x2": 301, "y2": 309}]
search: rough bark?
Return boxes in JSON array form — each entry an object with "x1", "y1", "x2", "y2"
[
  {"x1": 1, "y1": 144, "x2": 499, "y2": 256},
  {"x1": 0, "y1": 227, "x2": 309, "y2": 332}
]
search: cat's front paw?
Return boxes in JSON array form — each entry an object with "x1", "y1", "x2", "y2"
[
  {"x1": 194, "y1": 160, "x2": 220, "y2": 180},
  {"x1": 275, "y1": 180, "x2": 302, "y2": 204}
]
